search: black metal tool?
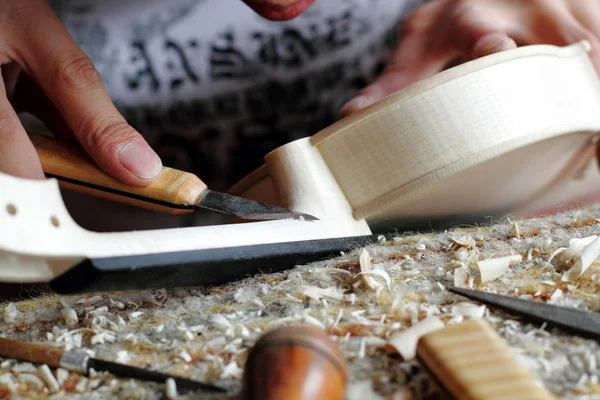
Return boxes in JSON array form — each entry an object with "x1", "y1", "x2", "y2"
[{"x1": 447, "y1": 286, "x2": 600, "y2": 338}]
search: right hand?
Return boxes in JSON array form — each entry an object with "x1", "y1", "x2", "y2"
[{"x1": 0, "y1": 0, "x2": 162, "y2": 185}]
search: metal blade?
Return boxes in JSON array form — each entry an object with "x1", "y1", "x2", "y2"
[
  {"x1": 197, "y1": 190, "x2": 319, "y2": 221},
  {"x1": 88, "y1": 358, "x2": 226, "y2": 392},
  {"x1": 447, "y1": 286, "x2": 600, "y2": 338}
]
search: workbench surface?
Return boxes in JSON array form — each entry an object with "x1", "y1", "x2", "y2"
[{"x1": 1, "y1": 206, "x2": 600, "y2": 399}]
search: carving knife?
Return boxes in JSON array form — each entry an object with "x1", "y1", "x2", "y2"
[{"x1": 29, "y1": 133, "x2": 318, "y2": 221}]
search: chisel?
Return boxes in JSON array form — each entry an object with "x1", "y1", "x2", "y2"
[
  {"x1": 29, "y1": 133, "x2": 317, "y2": 221},
  {"x1": 0, "y1": 335, "x2": 225, "y2": 393}
]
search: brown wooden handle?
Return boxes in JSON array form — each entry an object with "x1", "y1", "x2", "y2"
[
  {"x1": 0, "y1": 336, "x2": 64, "y2": 368},
  {"x1": 29, "y1": 133, "x2": 207, "y2": 215},
  {"x1": 242, "y1": 325, "x2": 347, "y2": 400}
]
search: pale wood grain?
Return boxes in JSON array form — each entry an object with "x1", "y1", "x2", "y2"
[
  {"x1": 30, "y1": 133, "x2": 207, "y2": 215},
  {"x1": 416, "y1": 319, "x2": 555, "y2": 400}
]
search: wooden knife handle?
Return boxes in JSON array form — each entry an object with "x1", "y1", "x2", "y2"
[
  {"x1": 416, "y1": 319, "x2": 555, "y2": 400},
  {"x1": 0, "y1": 336, "x2": 64, "y2": 368},
  {"x1": 29, "y1": 133, "x2": 207, "y2": 215}
]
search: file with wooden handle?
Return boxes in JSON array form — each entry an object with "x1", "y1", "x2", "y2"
[
  {"x1": 0, "y1": 335, "x2": 224, "y2": 392},
  {"x1": 29, "y1": 133, "x2": 317, "y2": 221},
  {"x1": 416, "y1": 319, "x2": 555, "y2": 400}
]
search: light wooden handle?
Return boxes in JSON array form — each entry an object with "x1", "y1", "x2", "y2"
[
  {"x1": 29, "y1": 133, "x2": 207, "y2": 215},
  {"x1": 0, "y1": 336, "x2": 64, "y2": 368},
  {"x1": 416, "y1": 320, "x2": 555, "y2": 400}
]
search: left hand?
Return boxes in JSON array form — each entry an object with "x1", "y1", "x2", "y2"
[{"x1": 339, "y1": 0, "x2": 600, "y2": 118}]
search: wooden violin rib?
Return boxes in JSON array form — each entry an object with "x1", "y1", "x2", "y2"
[
  {"x1": 1, "y1": 41, "x2": 600, "y2": 284},
  {"x1": 231, "y1": 41, "x2": 600, "y2": 225}
]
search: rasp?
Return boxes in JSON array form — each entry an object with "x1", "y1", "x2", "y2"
[
  {"x1": 447, "y1": 286, "x2": 600, "y2": 338},
  {"x1": 0, "y1": 335, "x2": 225, "y2": 393},
  {"x1": 29, "y1": 133, "x2": 317, "y2": 221}
]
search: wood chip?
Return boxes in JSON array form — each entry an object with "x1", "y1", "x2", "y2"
[
  {"x1": 359, "y1": 249, "x2": 379, "y2": 291},
  {"x1": 38, "y1": 364, "x2": 59, "y2": 392},
  {"x1": 454, "y1": 266, "x2": 469, "y2": 288},
  {"x1": 451, "y1": 302, "x2": 486, "y2": 318},
  {"x1": 562, "y1": 236, "x2": 600, "y2": 282},
  {"x1": 297, "y1": 285, "x2": 355, "y2": 303},
  {"x1": 449, "y1": 234, "x2": 476, "y2": 249},
  {"x1": 165, "y1": 378, "x2": 178, "y2": 399},
  {"x1": 61, "y1": 308, "x2": 78, "y2": 327},
  {"x1": 477, "y1": 255, "x2": 522, "y2": 283},
  {"x1": 386, "y1": 316, "x2": 445, "y2": 360},
  {"x1": 4, "y1": 303, "x2": 21, "y2": 323}
]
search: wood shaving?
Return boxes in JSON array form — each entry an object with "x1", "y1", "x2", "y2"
[
  {"x1": 19, "y1": 373, "x2": 45, "y2": 389},
  {"x1": 386, "y1": 317, "x2": 445, "y2": 360},
  {"x1": 303, "y1": 315, "x2": 325, "y2": 329},
  {"x1": 477, "y1": 254, "x2": 522, "y2": 283},
  {"x1": 451, "y1": 302, "x2": 486, "y2": 318},
  {"x1": 449, "y1": 234, "x2": 476, "y2": 249},
  {"x1": 165, "y1": 377, "x2": 178, "y2": 399},
  {"x1": 55, "y1": 368, "x2": 69, "y2": 386},
  {"x1": 61, "y1": 307, "x2": 78, "y2": 327},
  {"x1": 220, "y1": 361, "x2": 243, "y2": 380},
  {"x1": 38, "y1": 364, "x2": 59, "y2": 392},
  {"x1": 562, "y1": 236, "x2": 600, "y2": 282},
  {"x1": 454, "y1": 266, "x2": 469, "y2": 288},
  {"x1": 210, "y1": 314, "x2": 232, "y2": 331},
  {"x1": 128, "y1": 311, "x2": 144, "y2": 321},
  {"x1": 296, "y1": 285, "x2": 356, "y2": 303},
  {"x1": 116, "y1": 350, "x2": 130, "y2": 364},
  {"x1": 4, "y1": 303, "x2": 21, "y2": 323},
  {"x1": 512, "y1": 221, "x2": 521, "y2": 238},
  {"x1": 178, "y1": 350, "x2": 192, "y2": 363},
  {"x1": 559, "y1": 236, "x2": 597, "y2": 264},
  {"x1": 359, "y1": 248, "x2": 379, "y2": 291}
]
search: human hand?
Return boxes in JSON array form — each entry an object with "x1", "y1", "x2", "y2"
[
  {"x1": 1, "y1": 0, "x2": 162, "y2": 184},
  {"x1": 340, "y1": 0, "x2": 600, "y2": 118}
]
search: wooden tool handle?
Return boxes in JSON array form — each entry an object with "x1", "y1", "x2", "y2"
[
  {"x1": 0, "y1": 336, "x2": 64, "y2": 368},
  {"x1": 29, "y1": 133, "x2": 207, "y2": 215},
  {"x1": 416, "y1": 319, "x2": 555, "y2": 400},
  {"x1": 242, "y1": 325, "x2": 347, "y2": 400}
]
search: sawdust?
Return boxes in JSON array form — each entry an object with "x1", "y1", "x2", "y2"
[{"x1": 2, "y1": 207, "x2": 600, "y2": 398}]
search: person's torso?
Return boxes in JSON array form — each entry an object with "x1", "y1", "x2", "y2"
[{"x1": 47, "y1": 0, "x2": 422, "y2": 192}]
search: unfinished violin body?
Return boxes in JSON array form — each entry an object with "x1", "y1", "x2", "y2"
[{"x1": 1, "y1": 41, "x2": 600, "y2": 287}]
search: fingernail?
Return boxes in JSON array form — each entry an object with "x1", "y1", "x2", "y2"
[
  {"x1": 340, "y1": 95, "x2": 369, "y2": 117},
  {"x1": 118, "y1": 141, "x2": 162, "y2": 180}
]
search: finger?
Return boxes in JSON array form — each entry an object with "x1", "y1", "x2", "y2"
[
  {"x1": 10, "y1": 70, "x2": 75, "y2": 140},
  {"x1": 2, "y1": 63, "x2": 21, "y2": 102},
  {"x1": 517, "y1": 1, "x2": 600, "y2": 73},
  {"x1": 548, "y1": 1, "x2": 600, "y2": 73},
  {"x1": 0, "y1": 67, "x2": 44, "y2": 179},
  {"x1": 14, "y1": 1, "x2": 162, "y2": 186},
  {"x1": 447, "y1": 1, "x2": 517, "y2": 60},
  {"x1": 569, "y1": 0, "x2": 600, "y2": 40},
  {"x1": 340, "y1": 1, "x2": 456, "y2": 118}
]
